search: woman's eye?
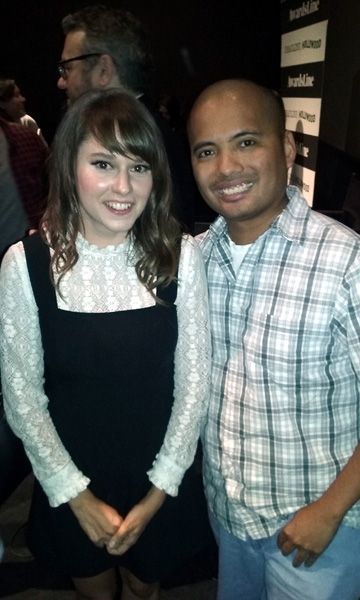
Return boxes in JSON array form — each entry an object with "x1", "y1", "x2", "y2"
[
  {"x1": 92, "y1": 160, "x2": 111, "y2": 170},
  {"x1": 131, "y1": 163, "x2": 151, "y2": 174}
]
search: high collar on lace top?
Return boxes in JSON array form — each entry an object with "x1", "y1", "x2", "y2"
[{"x1": 75, "y1": 231, "x2": 134, "y2": 255}]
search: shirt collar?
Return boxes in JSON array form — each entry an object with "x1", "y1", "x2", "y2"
[{"x1": 275, "y1": 185, "x2": 311, "y2": 244}]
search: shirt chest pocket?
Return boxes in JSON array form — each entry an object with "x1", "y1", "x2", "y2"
[{"x1": 241, "y1": 308, "x2": 345, "y2": 387}]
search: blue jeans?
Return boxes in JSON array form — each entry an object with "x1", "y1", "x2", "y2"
[{"x1": 209, "y1": 511, "x2": 360, "y2": 600}]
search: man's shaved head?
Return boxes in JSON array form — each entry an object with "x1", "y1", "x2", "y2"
[{"x1": 188, "y1": 79, "x2": 286, "y2": 140}]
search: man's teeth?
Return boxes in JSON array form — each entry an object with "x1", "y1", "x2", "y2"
[
  {"x1": 220, "y1": 182, "x2": 253, "y2": 195},
  {"x1": 106, "y1": 201, "x2": 131, "y2": 210}
]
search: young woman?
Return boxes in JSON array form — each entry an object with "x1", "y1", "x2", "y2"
[{"x1": 0, "y1": 89, "x2": 211, "y2": 600}]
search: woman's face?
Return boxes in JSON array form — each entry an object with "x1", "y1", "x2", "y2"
[
  {"x1": 76, "y1": 134, "x2": 153, "y2": 247},
  {"x1": 1, "y1": 86, "x2": 26, "y2": 121}
]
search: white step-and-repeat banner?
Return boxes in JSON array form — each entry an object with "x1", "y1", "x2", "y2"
[{"x1": 281, "y1": 1, "x2": 329, "y2": 205}]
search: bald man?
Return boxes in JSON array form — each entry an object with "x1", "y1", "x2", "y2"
[{"x1": 188, "y1": 79, "x2": 360, "y2": 600}]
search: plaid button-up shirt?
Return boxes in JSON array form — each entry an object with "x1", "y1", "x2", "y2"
[{"x1": 198, "y1": 186, "x2": 360, "y2": 539}]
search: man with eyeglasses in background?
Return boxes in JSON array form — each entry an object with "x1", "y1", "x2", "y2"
[{"x1": 57, "y1": 4, "x2": 196, "y2": 233}]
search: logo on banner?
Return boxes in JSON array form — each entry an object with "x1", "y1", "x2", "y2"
[
  {"x1": 288, "y1": 73, "x2": 315, "y2": 88},
  {"x1": 281, "y1": 63, "x2": 323, "y2": 97},
  {"x1": 289, "y1": 1, "x2": 320, "y2": 23},
  {"x1": 281, "y1": 20, "x2": 328, "y2": 67},
  {"x1": 283, "y1": 97, "x2": 321, "y2": 137}
]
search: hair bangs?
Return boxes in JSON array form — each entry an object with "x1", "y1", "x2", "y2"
[{"x1": 83, "y1": 94, "x2": 159, "y2": 167}]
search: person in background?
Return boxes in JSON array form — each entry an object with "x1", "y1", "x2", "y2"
[
  {"x1": 0, "y1": 115, "x2": 48, "y2": 229},
  {"x1": 0, "y1": 88, "x2": 210, "y2": 600},
  {"x1": 57, "y1": 4, "x2": 196, "y2": 233},
  {"x1": 0, "y1": 121, "x2": 29, "y2": 566},
  {"x1": 0, "y1": 123, "x2": 28, "y2": 258},
  {"x1": 0, "y1": 78, "x2": 47, "y2": 144},
  {"x1": 158, "y1": 94, "x2": 184, "y2": 133},
  {"x1": 187, "y1": 78, "x2": 360, "y2": 600}
]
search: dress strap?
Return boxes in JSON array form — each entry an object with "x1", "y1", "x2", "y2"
[
  {"x1": 156, "y1": 278, "x2": 178, "y2": 304},
  {"x1": 22, "y1": 233, "x2": 57, "y2": 313}
]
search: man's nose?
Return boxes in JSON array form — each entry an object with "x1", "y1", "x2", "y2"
[
  {"x1": 57, "y1": 75, "x2": 67, "y2": 90},
  {"x1": 217, "y1": 150, "x2": 243, "y2": 175}
]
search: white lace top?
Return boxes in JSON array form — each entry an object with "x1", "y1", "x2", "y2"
[{"x1": 0, "y1": 234, "x2": 210, "y2": 507}]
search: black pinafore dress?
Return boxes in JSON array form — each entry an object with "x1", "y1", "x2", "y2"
[{"x1": 23, "y1": 234, "x2": 211, "y2": 581}]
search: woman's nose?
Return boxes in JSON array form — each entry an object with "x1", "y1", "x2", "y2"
[{"x1": 112, "y1": 170, "x2": 131, "y2": 195}]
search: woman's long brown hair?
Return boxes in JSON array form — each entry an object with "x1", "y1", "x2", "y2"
[{"x1": 41, "y1": 88, "x2": 182, "y2": 294}]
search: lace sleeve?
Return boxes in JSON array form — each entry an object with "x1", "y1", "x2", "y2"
[
  {"x1": 0, "y1": 243, "x2": 90, "y2": 507},
  {"x1": 147, "y1": 235, "x2": 210, "y2": 496}
]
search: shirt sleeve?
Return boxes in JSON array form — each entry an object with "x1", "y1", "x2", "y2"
[
  {"x1": 0, "y1": 242, "x2": 90, "y2": 507},
  {"x1": 147, "y1": 235, "x2": 211, "y2": 495},
  {"x1": 343, "y1": 255, "x2": 360, "y2": 382}
]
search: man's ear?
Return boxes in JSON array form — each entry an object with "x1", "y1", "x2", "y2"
[
  {"x1": 283, "y1": 130, "x2": 296, "y2": 169},
  {"x1": 93, "y1": 54, "x2": 116, "y2": 88}
]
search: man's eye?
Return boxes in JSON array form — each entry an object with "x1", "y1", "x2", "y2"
[
  {"x1": 196, "y1": 148, "x2": 214, "y2": 159},
  {"x1": 239, "y1": 139, "x2": 255, "y2": 148}
]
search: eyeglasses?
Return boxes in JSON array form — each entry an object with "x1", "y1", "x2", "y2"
[{"x1": 57, "y1": 53, "x2": 102, "y2": 79}]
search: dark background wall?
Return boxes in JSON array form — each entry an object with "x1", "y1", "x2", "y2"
[
  {"x1": 320, "y1": 0, "x2": 360, "y2": 160},
  {"x1": 313, "y1": 0, "x2": 360, "y2": 210},
  {"x1": 0, "y1": 0, "x2": 281, "y2": 143},
  {"x1": 1, "y1": 0, "x2": 359, "y2": 213}
]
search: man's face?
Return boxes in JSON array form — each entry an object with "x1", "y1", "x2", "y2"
[
  {"x1": 188, "y1": 83, "x2": 295, "y2": 242},
  {"x1": 57, "y1": 30, "x2": 96, "y2": 105}
]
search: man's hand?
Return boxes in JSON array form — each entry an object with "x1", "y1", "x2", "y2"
[
  {"x1": 106, "y1": 486, "x2": 166, "y2": 555},
  {"x1": 69, "y1": 488, "x2": 123, "y2": 547},
  {"x1": 277, "y1": 499, "x2": 341, "y2": 567}
]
